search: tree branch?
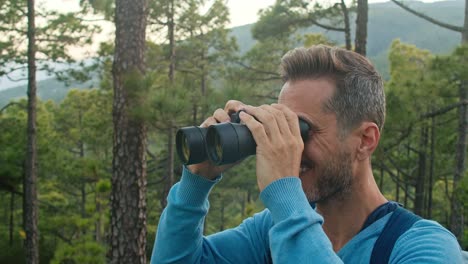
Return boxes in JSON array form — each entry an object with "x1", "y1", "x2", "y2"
[
  {"x1": 304, "y1": 16, "x2": 346, "y2": 32},
  {"x1": 420, "y1": 100, "x2": 468, "y2": 119},
  {"x1": 77, "y1": 17, "x2": 107, "y2": 22},
  {"x1": 0, "y1": 102, "x2": 24, "y2": 114},
  {"x1": 10, "y1": 1, "x2": 27, "y2": 17},
  {"x1": 146, "y1": 149, "x2": 157, "y2": 162},
  {"x1": 283, "y1": 8, "x2": 346, "y2": 32},
  {"x1": 49, "y1": 230, "x2": 73, "y2": 245},
  {"x1": 391, "y1": 0, "x2": 463, "y2": 32},
  {"x1": 5, "y1": 73, "x2": 28, "y2": 82},
  {"x1": 2, "y1": 65, "x2": 28, "y2": 76},
  {"x1": 375, "y1": 161, "x2": 415, "y2": 201},
  {"x1": 382, "y1": 125, "x2": 413, "y2": 152}
]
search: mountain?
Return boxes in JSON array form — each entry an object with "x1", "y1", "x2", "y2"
[
  {"x1": 0, "y1": 76, "x2": 98, "y2": 109},
  {"x1": 230, "y1": 0, "x2": 463, "y2": 76},
  {"x1": 0, "y1": 0, "x2": 464, "y2": 108}
]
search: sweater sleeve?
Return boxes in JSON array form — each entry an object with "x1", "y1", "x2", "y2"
[
  {"x1": 389, "y1": 219, "x2": 464, "y2": 264},
  {"x1": 150, "y1": 166, "x2": 271, "y2": 264},
  {"x1": 260, "y1": 177, "x2": 343, "y2": 264}
]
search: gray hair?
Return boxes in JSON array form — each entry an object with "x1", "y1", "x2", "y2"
[{"x1": 280, "y1": 45, "x2": 385, "y2": 137}]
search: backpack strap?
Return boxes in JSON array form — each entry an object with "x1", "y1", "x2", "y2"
[{"x1": 370, "y1": 206, "x2": 422, "y2": 264}]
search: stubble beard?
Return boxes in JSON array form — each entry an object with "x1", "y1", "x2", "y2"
[{"x1": 304, "y1": 150, "x2": 354, "y2": 204}]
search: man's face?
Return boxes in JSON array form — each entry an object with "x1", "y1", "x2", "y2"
[{"x1": 278, "y1": 78, "x2": 355, "y2": 203}]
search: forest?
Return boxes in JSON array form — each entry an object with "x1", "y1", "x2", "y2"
[{"x1": 0, "y1": 0, "x2": 466, "y2": 263}]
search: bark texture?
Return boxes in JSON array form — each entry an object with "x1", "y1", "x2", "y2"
[
  {"x1": 110, "y1": 0, "x2": 148, "y2": 263},
  {"x1": 355, "y1": 0, "x2": 368, "y2": 55},
  {"x1": 25, "y1": 0, "x2": 39, "y2": 262}
]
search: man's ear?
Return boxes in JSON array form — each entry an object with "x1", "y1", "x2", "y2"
[{"x1": 356, "y1": 122, "x2": 380, "y2": 161}]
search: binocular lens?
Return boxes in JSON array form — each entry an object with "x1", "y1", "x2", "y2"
[
  {"x1": 175, "y1": 126, "x2": 208, "y2": 165},
  {"x1": 182, "y1": 136, "x2": 190, "y2": 162},
  {"x1": 214, "y1": 133, "x2": 223, "y2": 163}
]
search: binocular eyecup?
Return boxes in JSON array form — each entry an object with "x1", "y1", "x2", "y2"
[{"x1": 176, "y1": 112, "x2": 310, "y2": 166}]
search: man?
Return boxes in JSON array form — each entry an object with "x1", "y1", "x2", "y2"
[{"x1": 151, "y1": 45, "x2": 463, "y2": 263}]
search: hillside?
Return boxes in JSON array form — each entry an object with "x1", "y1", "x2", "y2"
[
  {"x1": 0, "y1": 77, "x2": 98, "y2": 109},
  {"x1": 1, "y1": 0, "x2": 464, "y2": 108}
]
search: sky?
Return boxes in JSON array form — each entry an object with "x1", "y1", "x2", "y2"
[
  {"x1": 41, "y1": 0, "x2": 277, "y2": 27},
  {"x1": 226, "y1": 0, "x2": 276, "y2": 27},
  {"x1": 43, "y1": 0, "x2": 439, "y2": 28}
]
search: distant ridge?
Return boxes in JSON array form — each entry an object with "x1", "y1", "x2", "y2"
[
  {"x1": 0, "y1": 77, "x2": 98, "y2": 109},
  {"x1": 230, "y1": 0, "x2": 463, "y2": 56}
]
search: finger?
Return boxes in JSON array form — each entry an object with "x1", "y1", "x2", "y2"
[
  {"x1": 238, "y1": 111, "x2": 269, "y2": 147},
  {"x1": 213, "y1": 108, "x2": 231, "y2": 123},
  {"x1": 263, "y1": 104, "x2": 290, "y2": 137},
  {"x1": 224, "y1": 100, "x2": 246, "y2": 115},
  {"x1": 272, "y1": 104, "x2": 301, "y2": 138},
  {"x1": 245, "y1": 105, "x2": 281, "y2": 140},
  {"x1": 200, "y1": 116, "x2": 217, "y2": 128}
]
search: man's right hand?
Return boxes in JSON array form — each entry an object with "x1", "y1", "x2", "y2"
[{"x1": 187, "y1": 100, "x2": 246, "y2": 180}]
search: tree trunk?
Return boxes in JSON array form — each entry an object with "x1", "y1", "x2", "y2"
[
  {"x1": 79, "y1": 112, "x2": 86, "y2": 219},
  {"x1": 241, "y1": 192, "x2": 246, "y2": 218},
  {"x1": 414, "y1": 126, "x2": 427, "y2": 216},
  {"x1": 340, "y1": 0, "x2": 352, "y2": 50},
  {"x1": 110, "y1": 0, "x2": 148, "y2": 263},
  {"x1": 463, "y1": 0, "x2": 468, "y2": 43},
  {"x1": 95, "y1": 190, "x2": 102, "y2": 243},
  {"x1": 161, "y1": 0, "x2": 176, "y2": 209},
  {"x1": 192, "y1": 103, "x2": 198, "y2": 126},
  {"x1": 25, "y1": 0, "x2": 39, "y2": 262},
  {"x1": 161, "y1": 126, "x2": 175, "y2": 209},
  {"x1": 404, "y1": 142, "x2": 410, "y2": 208},
  {"x1": 427, "y1": 116, "x2": 435, "y2": 218},
  {"x1": 9, "y1": 192, "x2": 14, "y2": 246},
  {"x1": 200, "y1": 48, "x2": 208, "y2": 123},
  {"x1": 395, "y1": 171, "x2": 400, "y2": 203},
  {"x1": 168, "y1": 0, "x2": 176, "y2": 82},
  {"x1": 379, "y1": 167, "x2": 384, "y2": 190},
  {"x1": 450, "y1": 80, "x2": 467, "y2": 243},
  {"x1": 355, "y1": 0, "x2": 368, "y2": 56},
  {"x1": 404, "y1": 180, "x2": 408, "y2": 208},
  {"x1": 220, "y1": 198, "x2": 225, "y2": 231},
  {"x1": 168, "y1": 125, "x2": 175, "y2": 190},
  {"x1": 201, "y1": 47, "x2": 207, "y2": 96}
]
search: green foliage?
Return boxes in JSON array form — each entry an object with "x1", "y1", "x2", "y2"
[
  {"x1": 386, "y1": 39, "x2": 434, "y2": 124},
  {"x1": 51, "y1": 236, "x2": 106, "y2": 264},
  {"x1": 303, "y1": 33, "x2": 337, "y2": 47},
  {"x1": 0, "y1": 101, "x2": 27, "y2": 194},
  {"x1": 252, "y1": 0, "x2": 354, "y2": 42},
  {"x1": 83, "y1": 0, "x2": 114, "y2": 20},
  {"x1": 377, "y1": 41, "x2": 467, "y2": 247},
  {"x1": 96, "y1": 179, "x2": 111, "y2": 193}
]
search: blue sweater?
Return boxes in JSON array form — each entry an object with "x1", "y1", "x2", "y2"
[{"x1": 151, "y1": 167, "x2": 463, "y2": 263}]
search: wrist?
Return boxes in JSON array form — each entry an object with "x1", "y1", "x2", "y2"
[
  {"x1": 187, "y1": 164, "x2": 221, "y2": 180},
  {"x1": 176, "y1": 166, "x2": 222, "y2": 207}
]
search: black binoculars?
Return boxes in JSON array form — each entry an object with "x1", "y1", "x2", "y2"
[{"x1": 176, "y1": 111, "x2": 310, "y2": 166}]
